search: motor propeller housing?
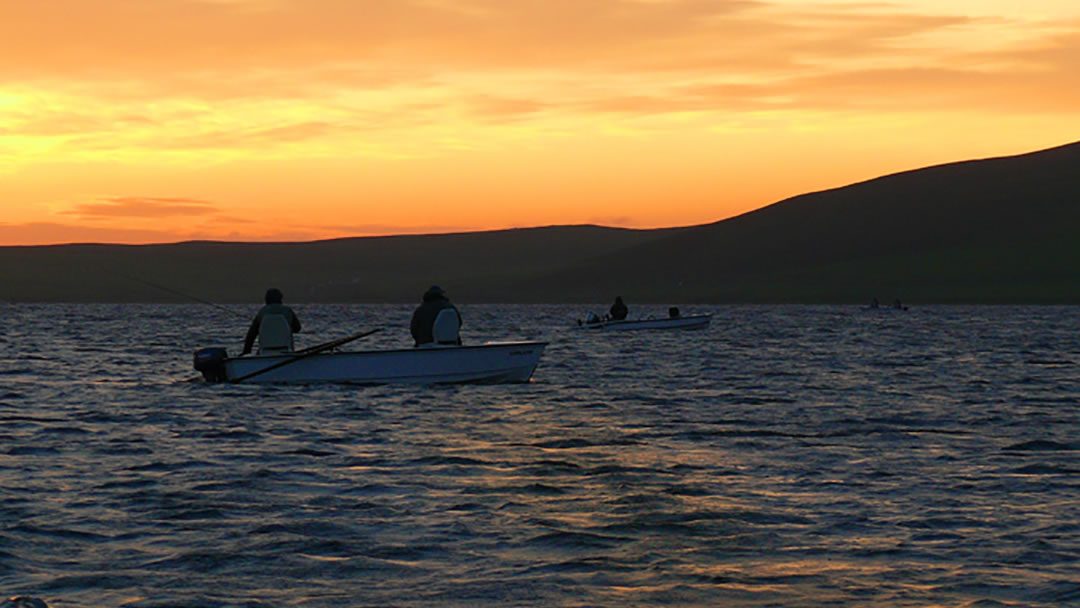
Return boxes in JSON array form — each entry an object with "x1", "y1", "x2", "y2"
[{"x1": 193, "y1": 347, "x2": 229, "y2": 382}]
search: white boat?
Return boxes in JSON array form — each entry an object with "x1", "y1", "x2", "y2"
[
  {"x1": 193, "y1": 340, "x2": 547, "y2": 385},
  {"x1": 577, "y1": 313, "x2": 712, "y2": 331}
]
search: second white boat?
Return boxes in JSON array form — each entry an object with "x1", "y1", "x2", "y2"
[{"x1": 577, "y1": 313, "x2": 712, "y2": 331}]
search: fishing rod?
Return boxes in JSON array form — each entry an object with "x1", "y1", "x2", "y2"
[{"x1": 118, "y1": 272, "x2": 246, "y2": 319}]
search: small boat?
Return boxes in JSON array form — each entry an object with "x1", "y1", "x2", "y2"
[
  {"x1": 577, "y1": 313, "x2": 712, "y2": 331},
  {"x1": 193, "y1": 340, "x2": 547, "y2": 385},
  {"x1": 866, "y1": 298, "x2": 908, "y2": 311}
]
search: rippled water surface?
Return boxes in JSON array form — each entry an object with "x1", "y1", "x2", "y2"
[{"x1": 1, "y1": 304, "x2": 1078, "y2": 607}]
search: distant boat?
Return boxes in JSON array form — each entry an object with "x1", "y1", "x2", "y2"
[
  {"x1": 865, "y1": 300, "x2": 909, "y2": 311},
  {"x1": 577, "y1": 313, "x2": 712, "y2": 331},
  {"x1": 193, "y1": 341, "x2": 547, "y2": 385}
]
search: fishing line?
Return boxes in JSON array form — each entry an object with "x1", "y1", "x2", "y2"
[{"x1": 117, "y1": 272, "x2": 246, "y2": 319}]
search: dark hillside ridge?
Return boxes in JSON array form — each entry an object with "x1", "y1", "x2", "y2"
[
  {"x1": 0, "y1": 225, "x2": 683, "y2": 303},
  {"x1": 2, "y1": 140, "x2": 1078, "y2": 303},
  {"x1": 508, "y1": 140, "x2": 1080, "y2": 303}
]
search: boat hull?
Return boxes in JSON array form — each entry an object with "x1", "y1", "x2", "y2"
[
  {"x1": 218, "y1": 341, "x2": 547, "y2": 385},
  {"x1": 579, "y1": 314, "x2": 712, "y2": 331}
]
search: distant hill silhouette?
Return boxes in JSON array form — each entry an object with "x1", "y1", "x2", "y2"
[
  {"x1": 3, "y1": 140, "x2": 1078, "y2": 303},
  {"x1": 515, "y1": 139, "x2": 1080, "y2": 303},
  {"x1": 0, "y1": 226, "x2": 683, "y2": 303}
]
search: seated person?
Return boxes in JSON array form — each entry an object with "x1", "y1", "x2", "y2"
[
  {"x1": 669, "y1": 306, "x2": 681, "y2": 318},
  {"x1": 410, "y1": 285, "x2": 463, "y2": 346},
  {"x1": 609, "y1": 296, "x2": 628, "y2": 320},
  {"x1": 242, "y1": 288, "x2": 302, "y2": 355}
]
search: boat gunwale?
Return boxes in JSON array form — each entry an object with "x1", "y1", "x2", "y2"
[{"x1": 224, "y1": 339, "x2": 548, "y2": 364}]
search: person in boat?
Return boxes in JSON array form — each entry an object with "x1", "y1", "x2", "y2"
[
  {"x1": 241, "y1": 287, "x2": 302, "y2": 355},
  {"x1": 869, "y1": 297, "x2": 880, "y2": 309},
  {"x1": 410, "y1": 285, "x2": 463, "y2": 346},
  {"x1": 609, "y1": 296, "x2": 628, "y2": 321},
  {"x1": 668, "y1": 306, "x2": 681, "y2": 318}
]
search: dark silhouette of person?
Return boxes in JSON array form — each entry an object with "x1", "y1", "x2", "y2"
[
  {"x1": 242, "y1": 287, "x2": 302, "y2": 355},
  {"x1": 609, "y1": 296, "x2": 628, "y2": 320},
  {"x1": 410, "y1": 285, "x2": 463, "y2": 346},
  {"x1": 869, "y1": 297, "x2": 880, "y2": 309},
  {"x1": 669, "y1": 306, "x2": 681, "y2": 318}
]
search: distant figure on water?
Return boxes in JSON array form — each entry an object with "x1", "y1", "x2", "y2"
[
  {"x1": 869, "y1": 297, "x2": 880, "y2": 309},
  {"x1": 892, "y1": 298, "x2": 907, "y2": 310},
  {"x1": 242, "y1": 287, "x2": 302, "y2": 355},
  {"x1": 410, "y1": 285, "x2": 463, "y2": 346},
  {"x1": 609, "y1": 296, "x2": 628, "y2": 321},
  {"x1": 668, "y1": 306, "x2": 681, "y2": 318}
]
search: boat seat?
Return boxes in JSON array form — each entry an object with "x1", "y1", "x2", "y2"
[
  {"x1": 258, "y1": 313, "x2": 294, "y2": 354},
  {"x1": 432, "y1": 308, "x2": 460, "y2": 345}
]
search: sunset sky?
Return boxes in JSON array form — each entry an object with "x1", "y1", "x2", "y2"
[{"x1": 2, "y1": 0, "x2": 1078, "y2": 245}]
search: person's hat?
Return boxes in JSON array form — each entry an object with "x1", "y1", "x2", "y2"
[{"x1": 423, "y1": 285, "x2": 447, "y2": 301}]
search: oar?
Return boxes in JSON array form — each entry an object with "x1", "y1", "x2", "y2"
[
  {"x1": 231, "y1": 328, "x2": 381, "y2": 383},
  {"x1": 293, "y1": 329, "x2": 381, "y2": 355}
]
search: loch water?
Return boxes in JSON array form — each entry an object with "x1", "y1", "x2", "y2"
[{"x1": 1, "y1": 303, "x2": 1078, "y2": 607}]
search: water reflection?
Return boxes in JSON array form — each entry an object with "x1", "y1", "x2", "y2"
[{"x1": 0, "y1": 304, "x2": 1077, "y2": 607}]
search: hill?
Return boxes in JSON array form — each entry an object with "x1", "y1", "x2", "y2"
[
  {"x1": 2, "y1": 140, "x2": 1078, "y2": 303},
  {"x1": 0, "y1": 225, "x2": 683, "y2": 303},
  {"x1": 502, "y1": 140, "x2": 1080, "y2": 303}
]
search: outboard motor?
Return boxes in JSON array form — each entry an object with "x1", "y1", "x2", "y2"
[{"x1": 193, "y1": 347, "x2": 229, "y2": 382}]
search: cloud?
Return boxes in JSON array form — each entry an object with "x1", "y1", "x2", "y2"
[
  {"x1": 0, "y1": 221, "x2": 200, "y2": 246},
  {"x1": 155, "y1": 121, "x2": 337, "y2": 150},
  {"x1": 3, "y1": 1, "x2": 1077, "y2": 140},
  {"x1": 0, "y1": 219, "x2": 348, "y2": 246},
  {"x1": 587, "y1": 215, "x2": 639, "y2": 227},
  {"x1": 0, "y1": 0, "x2": 769, "y2": 77},
  {"x1": 61, "y1": 197, "x2": 220, "y2": 219},
  {"x1": 0, "y1": 1, "x2": 999, "y2": 86},
  {"x1": 313, "y1": 222, "x2": 473, "y2": 236},
  {"x1": 3, "y1": 1, "x2": 1080, "y2": 246},
  {"x1": 466, "y1": 95, "x2": 551, "y2": 122}
]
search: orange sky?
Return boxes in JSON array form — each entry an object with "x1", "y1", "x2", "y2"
[{"x1": 2, "y1": 0, "x2": 1079, "y2": 245}]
